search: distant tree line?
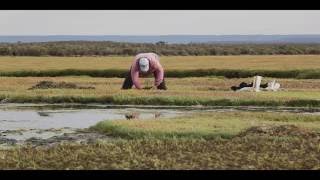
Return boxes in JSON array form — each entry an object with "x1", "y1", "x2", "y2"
[{"x1": 0, "y1": 41, "x2": 319, "y2": 56}]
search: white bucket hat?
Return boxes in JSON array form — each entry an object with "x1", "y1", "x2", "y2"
[{"x1": 139, "y1": 57, "x2": 149, "y2": 72}]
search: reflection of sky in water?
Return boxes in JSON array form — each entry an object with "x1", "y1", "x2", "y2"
[
  {"x1": 0, "y1": 105, "x2": 319, "y2": 131},
  {"x1": 0, "y1": 108, "x2": 184, "y2": 130},
  {"x1": 0, "y1": 104, "x2": 319, "y2": 142}
]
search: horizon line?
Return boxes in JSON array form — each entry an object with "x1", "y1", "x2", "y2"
[{"x1": 0, "y1": 34, "x2": 320, "y2": 36}]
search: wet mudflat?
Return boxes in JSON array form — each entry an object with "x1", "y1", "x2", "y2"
[
  {"x1": 0, "y1": 103, "x2": 319, "y2": 148},
  {"x1": 0, "y1": 104, "x2": 188, "y2": 147}
]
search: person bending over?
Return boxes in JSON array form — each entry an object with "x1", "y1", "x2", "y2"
[{"x1": 122, "y1": 52, "x2": 167, "y2": 90}]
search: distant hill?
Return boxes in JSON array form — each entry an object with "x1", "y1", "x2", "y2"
[{"x1": 0, "y1": 35, "x2": 320, "y2": 44}]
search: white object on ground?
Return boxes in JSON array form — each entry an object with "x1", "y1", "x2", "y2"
[
  {"x1": 235, "y1": 76, "x2": 282, "y2": 92},
  {"x1": 253, "y1": 76, "x2": 262, "y2": 92},
  {"x1": 263, "y1": 80, "x2": 281, "y2": 91},
  {"x1": 273, "y1": 83, "x2": 280, "y2": 90}
]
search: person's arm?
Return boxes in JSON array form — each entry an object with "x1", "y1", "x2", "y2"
[{"x1": 154, "y1": 62, "x2": 164, "y2": 87}]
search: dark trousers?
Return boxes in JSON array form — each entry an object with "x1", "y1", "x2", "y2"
[{"x1": 122, "y1": 70, "x2": 167, "y2": 90}]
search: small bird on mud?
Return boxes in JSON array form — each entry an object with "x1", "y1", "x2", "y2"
[
  {"x1": 125, "y1": 112, "x2": 140, "y2": 120},
  {"x1": 37, "y1": 112, "x2": 50, "y2": 117},
  {"x1": 154, "y1": 112, "x2": 161, "y2": 119}
]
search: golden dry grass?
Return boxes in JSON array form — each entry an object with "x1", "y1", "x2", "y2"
[
  {"x1": 0, "y1": 76, "x2": 318, "y2": 102},
  {"x1": 0, "y1": 55, "x2": 319, "y2": 72}
]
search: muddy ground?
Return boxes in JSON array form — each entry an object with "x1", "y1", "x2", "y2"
[
  {"x1": 0, "y1": 128, "x2": 111, "y2": 148},
  {"x1": 1, "y1": 124, "x2": 319, "y2": 149},
  {"x1": 28, "y1": 81, "x2": 95, "y2": 90}
]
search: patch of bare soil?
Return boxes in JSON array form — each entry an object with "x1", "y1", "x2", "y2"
[
  {"x1": 28, "y1": 81, "x2": 95, "y2": 90},
  {"x1": 237, "y1": 125, "x2": 320, "y2": 138}
]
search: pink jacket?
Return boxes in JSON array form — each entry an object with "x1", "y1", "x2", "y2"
[{"x1": 130, "y1": 53, "x2": 164, "y2": 89}]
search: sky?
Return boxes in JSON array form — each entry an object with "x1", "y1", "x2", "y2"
[{"x1": 0, "y1": 10, "x2": 319, "y2": 35}]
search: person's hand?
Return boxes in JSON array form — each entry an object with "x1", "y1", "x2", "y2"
[
  {"x1": 142, "y1": 86, "x2": 152, "y2": 90},
  {"x1": 150, "y1": 86, "x2": 157, "y2": 90}
]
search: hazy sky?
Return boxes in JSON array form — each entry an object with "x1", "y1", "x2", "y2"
[{"x1": 0, "y1": 10, "x2": 319, "y2": 35}]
